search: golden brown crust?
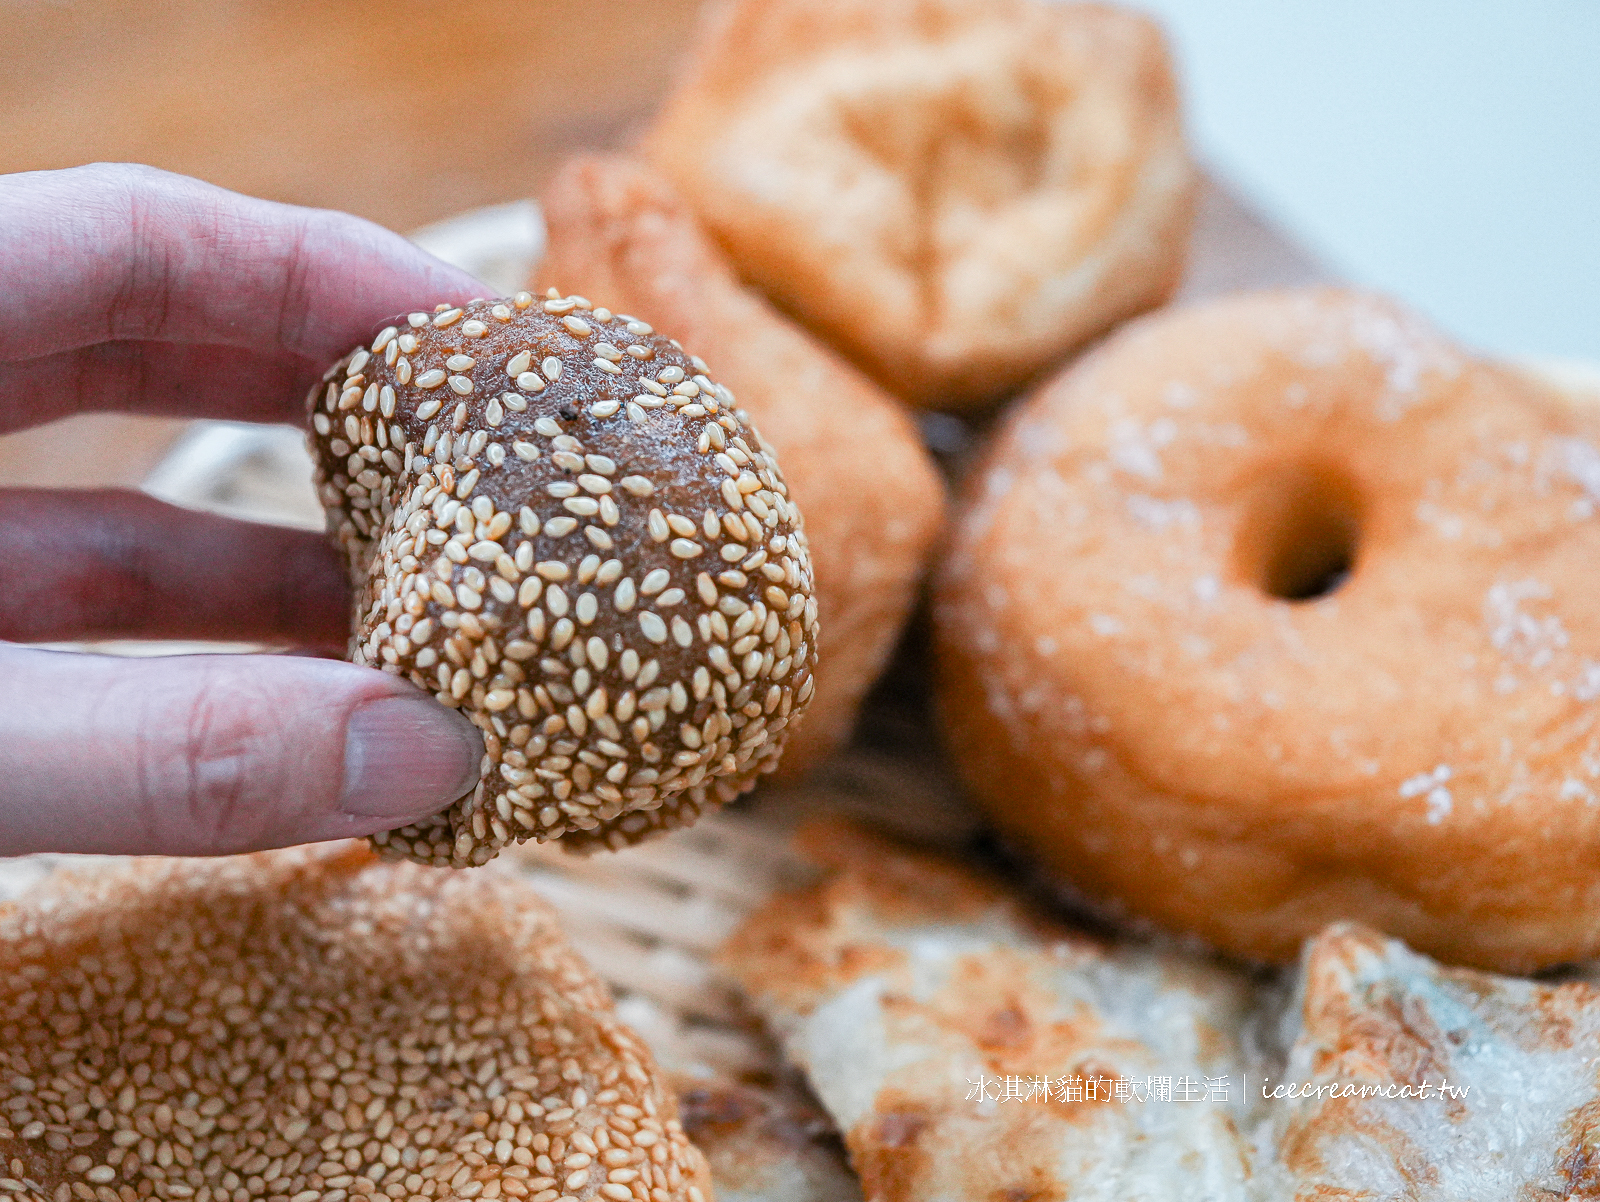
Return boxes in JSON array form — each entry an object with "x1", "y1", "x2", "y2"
[
  {"x1": 309, "y1": 295, "x2": 819, "y2": 865},
  {"x1": 538, "y1": 155, "x2": 946, "y2": 778},
  {"x1": 934, "y1": 287, "x2": 1600, "y2": 972},
  {"x1": 646, "y1": 0, "x2": 1195, "y2": 410},
  {"x1": 721, "y1": 821, "x2": 1262, "y2": 1201},
  {"x1": 0, "y1": 844, "x2": 713, "y2": 1202}
]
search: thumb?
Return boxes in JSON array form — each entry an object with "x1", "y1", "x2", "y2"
[{"x1": 0, "y1": 645, "x2": 483, "y2": 855}]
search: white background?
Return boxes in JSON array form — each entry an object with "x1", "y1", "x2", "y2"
[{"x1": 1127, "y1": 0, "x2": 1599, "y2": 363}]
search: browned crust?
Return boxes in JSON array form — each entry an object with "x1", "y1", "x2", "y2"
[
  {"x1": 538, "y1": 154, "x2": 946, "y2": 779},
  {"x1": 934, "y1": 287, "x2": 1600, "y2": 971},
  {"x1": 646, "y1": 0, "x2": 1195, "y2": 409},
  {"x1": 309, "y1": 295, "x2": 820, "y2": 865},
  {"x1": 0, "y1": 845, "x2": 712, "y2": 1202}
]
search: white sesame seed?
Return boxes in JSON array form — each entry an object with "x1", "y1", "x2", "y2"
[
  {"x1": 449, "y1": 375, "x2": 474, "y2": 395},
  {"x1": 671, "y1": 539, "x2": 704, "y2": 559},
  {"x1": 534, "y1": 416, "x2": 564, "y2": 438},
  {"x1": 590, "y1": 399, "x2": 621, "y2": 417},
  {"x1": 417, "y1": 369, "x2": 447, "y2": 390},
  {"x1": 517, "y1": 372, "x2": 547, "y2": 392},
  {"x1": 461, "y1": 320, "x2": 488, "y2": 338},
  {"x1": 513, "y1": 441, "x2": 540, "y2": 461},
  {"x1": 506, "y1": 351, "x2": 532, "y2": 377},
  {"x1": 433, "y1": 308, "x2": 463, "y2": 327},
  {"x1": 447, "y1": 354, "x2": 475, "y2": 371},
  {"x1": 638, "y1": 613, "x2": 668, "y2": 644},
  {"x1": 542, "y1": 357, "x2": 562, "y2": 381}
]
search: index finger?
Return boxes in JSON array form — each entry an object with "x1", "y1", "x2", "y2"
[{"x1": 0, "y1": 163, "x2": 487, "y2": 422}]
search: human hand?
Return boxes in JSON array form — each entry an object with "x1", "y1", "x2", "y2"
[{"x1": 0, "y1": 163, "x2": 488, "y2": 856}]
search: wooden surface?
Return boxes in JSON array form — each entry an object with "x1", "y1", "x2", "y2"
[{"x1": 0, "y1": 0, "x2": 705, "y2": 231}]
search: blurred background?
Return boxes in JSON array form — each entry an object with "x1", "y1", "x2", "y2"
[
  {"x1": 1, "y1": 0, "x2": 1594, "y2": 483},
  {"x1": 1130, "y1": 0, "x2": 1599, "y2": 366}
]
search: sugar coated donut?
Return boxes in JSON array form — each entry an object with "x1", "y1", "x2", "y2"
[
  {"x1": 310, "y1": 295, "x2": 818, "y2": 866},
  {"x1": 0, "y1": 844, "x2": 713, "y2": 1202},
  {"x1": 935, "y1": 288, "x2": 1600, "y2": 972},
  {"x1": 538, "y1": 154, "x2": 947, "y2": 779},
  {"x1": 646, "y1": 0, "x2": 1194, "y2": 410}
]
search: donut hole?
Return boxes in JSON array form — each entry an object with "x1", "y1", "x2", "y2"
[{"x1": 1237, "y1": 463, "x2": 1363, "y2": 602}]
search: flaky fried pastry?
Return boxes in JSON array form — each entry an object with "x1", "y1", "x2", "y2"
[{"x1": 647, "y1": 0, "x2": 1194, "y2": 409}]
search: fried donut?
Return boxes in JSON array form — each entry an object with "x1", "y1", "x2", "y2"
[
  {"x1": 309, "y1": 297, "x2": 818, "y2": 865},
  {"x1": 0, "y1": 844, "x2": 713, "y2": 1202},
  {"x1": 538, "y1": 154, "x2": 947, "y2": 777},
  {"x1": 935, "y1": 288, "x2": 1600, "y2": 972},
  {"x1": 646, "y1": 0, "x2": 1194, "y2": 409}
]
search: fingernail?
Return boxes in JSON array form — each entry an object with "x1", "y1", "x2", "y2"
[{"x1": 340, "y1": 696, "x2": 483, "y2": 819}]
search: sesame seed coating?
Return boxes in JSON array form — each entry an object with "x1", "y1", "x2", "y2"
[
  {"x1": 309, "y1": 297, "x2": 819, "y2": 866},
  {"x1": 0, "y1": 845, "x2": 713, "y2": 1202}
]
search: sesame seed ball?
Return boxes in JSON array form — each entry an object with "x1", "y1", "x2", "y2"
[
  {"x1": 309, "y1": 293, "x2": 820, "y2": 866},
  {"x1": 0, "y1": 844, "x2": 714, "y2": 1202}
]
